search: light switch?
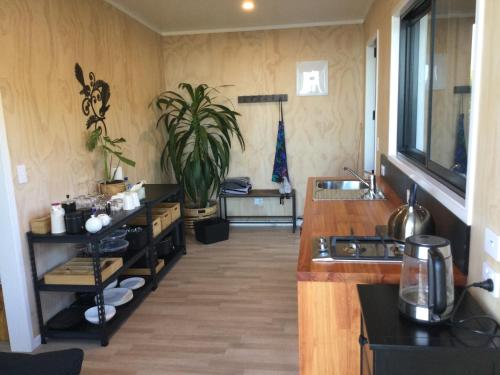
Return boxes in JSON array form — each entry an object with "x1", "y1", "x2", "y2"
[
  {"x1": 16, "y1": 164, "x2": 28, "y2": 184},
  {"x1": 484, "y1": 227, "x2": 500, "y2": 261}
]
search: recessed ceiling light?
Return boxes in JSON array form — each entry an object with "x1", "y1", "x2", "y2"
[{"x1": 242, "y1": 1, "x2": 255, "y2": 11}]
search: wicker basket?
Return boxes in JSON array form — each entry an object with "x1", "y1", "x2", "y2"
[
  {"x1": 99, "y1": 181, "x2": 126, "y2": 196},
  {"x1": 30, "y1": 215, "x2": 51, "y2": 234},
  {"x1": 184, "y1": 202, "x2": 218, "y2": 233}
]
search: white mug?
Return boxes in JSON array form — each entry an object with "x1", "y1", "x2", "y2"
[
  {"x1": 123, "y1": 193, "x2": 135, "y2": 211},
  {"x1": 131, "y1": 191, "x2": 140, "y2": 208}
]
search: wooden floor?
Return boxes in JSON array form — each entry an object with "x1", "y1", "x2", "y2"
[{"x1": 4, "y1": 228, "x2": 300, "y2": 375}]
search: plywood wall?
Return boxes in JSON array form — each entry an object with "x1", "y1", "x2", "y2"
[
  {"x1": 467, "y1": 0, "x2": 500, "y2": 318},
  {"x1": 0, "y1": 0, "x2": 164, "y2": 334},
  {"x1": 363, "y1": 0, "x2": 401, "y2": 164},
  {"x1": 161, "y1": 25, "x2": 365, "y2": 216}
]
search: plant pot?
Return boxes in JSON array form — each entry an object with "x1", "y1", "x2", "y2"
[
  {"x1": 183, "y1": 201, "x2": 218, "y2": 233},
  {"x1": 194, "y1": 218, "x2": 229, "y2": 244},
  {"x1": 99, "y1": 180, "x2": 126, "y2": 196}
]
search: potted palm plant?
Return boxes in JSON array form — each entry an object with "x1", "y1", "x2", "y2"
[{"x1": 153, "y1": 83, "x2": 245, "y2": 228}]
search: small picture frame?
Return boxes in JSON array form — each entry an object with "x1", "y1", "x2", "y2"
[{"x1": 296, "y1": 60, "x2": 328, "y2": 96}]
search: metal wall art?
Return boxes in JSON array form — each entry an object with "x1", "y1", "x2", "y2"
[{"x1": 74, "y1": 63, "x2": 110, "y2": 134}]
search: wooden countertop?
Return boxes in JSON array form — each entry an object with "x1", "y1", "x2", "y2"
[{"x1": 297, "y1": 177, "x2": 467, "y2": 285}]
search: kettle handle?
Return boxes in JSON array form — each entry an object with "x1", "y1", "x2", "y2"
[
  {"x1": 428, "y1": 249, "x2": 447, "y2": 315},
  {"x1": 409, "y1": 183, "x2": 418, "y2": 207}
]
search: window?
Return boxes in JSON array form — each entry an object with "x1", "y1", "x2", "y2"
[{"x1": 398, "y1": 0, "x2": 476, "y2": 195}]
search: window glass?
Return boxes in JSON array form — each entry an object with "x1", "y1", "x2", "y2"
[
  {"x1": 429, "y1": 0, "x2": 475, "y2": 180},
  {"x1": 409, "y1": 13, "x2": 431, "y2": 153},
  {"x1": 398, "y1": 0, "x2": 476, "y2": 195}
]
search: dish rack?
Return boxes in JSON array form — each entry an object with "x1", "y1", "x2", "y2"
[{"x1": 27, "y1": 184, "x2": 186, "y2": 347}]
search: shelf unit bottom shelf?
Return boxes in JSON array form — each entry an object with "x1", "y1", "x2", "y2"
[{"x1": 44, "y1": 248, "x2": 185, "y2": 346}]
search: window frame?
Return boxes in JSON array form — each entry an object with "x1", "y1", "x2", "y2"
[{"x1": 397, "y1": 0, "x2": 468, "y2": 196}]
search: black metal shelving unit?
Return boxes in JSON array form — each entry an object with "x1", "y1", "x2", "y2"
[{"x1": 27, "y1": 184, "x2": 186, "y2": 346}]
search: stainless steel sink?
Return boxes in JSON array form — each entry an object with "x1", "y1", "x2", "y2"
[
  {"x1": 313, "y1": 179, "x2": 385, "y2": 201},
  {"x1": 316, "y1": 180, "x2": 367, "y2": 190}
]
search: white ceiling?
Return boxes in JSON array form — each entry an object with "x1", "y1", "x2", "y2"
[{"x1": 105, "y1": 0, "x2": 374, "y2": 36}]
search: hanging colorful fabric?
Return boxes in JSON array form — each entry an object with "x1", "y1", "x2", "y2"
[
  {"x1": 272, "y1": 100, "x2": 289, "y2": 183},
  {"x1": 452, "y1": 113, "x2": 467, "y2": 174},
  {"x1": 451, "y1": 95, "x2": 467, "y2": 175}
]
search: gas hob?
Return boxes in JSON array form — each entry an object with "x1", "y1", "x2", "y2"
[{"x1": 312, "y1": 236, "x2": 405, "y2": 263}]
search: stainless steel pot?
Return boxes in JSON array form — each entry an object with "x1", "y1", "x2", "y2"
[{"x1": 388, "y1": 184, "x2": 434, "y2": 241}]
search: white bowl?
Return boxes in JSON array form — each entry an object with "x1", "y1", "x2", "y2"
[
  {"x1": 98, "y1": 214, "x2": 111, "y2": 226},
  {"x1": 85, "y1": 216, "x2": 102, "y2": 233},
  {"x1": 84, "y1": 305, "x2": 116, "y2": 325}
]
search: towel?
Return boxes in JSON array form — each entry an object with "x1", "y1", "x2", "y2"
[
  {"x1": 221, "y1": 177, "x2": 252, "y2": 195},
  {"x1": 272, "y1": 100, "x2": 290, "y2": 183}
]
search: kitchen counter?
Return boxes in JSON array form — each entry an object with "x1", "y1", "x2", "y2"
[
  {"x1": 297, "y1": 176, "x2": 467, "y2": 284},
  {"x1": 297, "y1": 176, "x2": 467, "y2": 375}
]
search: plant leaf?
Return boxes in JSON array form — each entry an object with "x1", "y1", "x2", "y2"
[{"x1": 86, "y1": 128, "x2": 100, "y2": 151}]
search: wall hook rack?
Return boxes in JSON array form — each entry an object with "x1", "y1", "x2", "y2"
[
  {"x1": 238, "y1": 94, "x2": 288, "y2": 104},
  {"x1": 453, "y1": 86, "x2": 471, "y2": 94}
]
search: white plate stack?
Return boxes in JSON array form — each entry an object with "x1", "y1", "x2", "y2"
[
  {"x1": 119, "y1": 277, "x2": 146, "y2": 290},
  {"x1": 84, "y1": 305, "x2": 116, "y2": 325},
  {"x1": 96, "y1": 288, "x2": 133, "y2": 307}
]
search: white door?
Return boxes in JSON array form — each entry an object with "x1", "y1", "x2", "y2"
[
  {"x1": 364, "y1": 36, "x2": 378, "y2": 172},
  {"x1": 0, "y1": 92, "x2": 37, "y2": 351}
]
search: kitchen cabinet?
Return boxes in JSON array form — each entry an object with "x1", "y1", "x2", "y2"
[
  {"x1": 297, "y1": 177, "x2": 467, "y2": 374},
  {"x1": 27, "y1": 184, "x2": 186, "y2": 346},
  {"x1": 358, "y1": 284, "x2": 500, "y2": 375},
  {"x1": 297, "y1": 177, "x2": 407, "y2": 374}
]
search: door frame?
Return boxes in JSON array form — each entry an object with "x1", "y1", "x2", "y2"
[
  {"x1": 0, "y1": 91, "x2": 38, "y2": 351},
  {"x1": 364, "y1": 31, "x2": 380, "y2": 172}
]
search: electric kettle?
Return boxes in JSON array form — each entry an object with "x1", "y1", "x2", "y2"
[{"x1": 398, "y1": 235, "x2": 454, "y2": 324}]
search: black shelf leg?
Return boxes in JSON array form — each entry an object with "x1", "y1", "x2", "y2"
[
  {"x1": 27, "y1": 234, "x2": 47, "y2": 344},
  {"x1": 292, "y1": 192, "x2": 297, "y2": 233},
  {"x1": 179, "y1": 189, "x2": 187, "y2": 254},
  {"x1": 219, "y1": 195, "x2": 222, "y2": 219},
  {"x1": 91, "y1": 241, "x2": 108, "y2": 347},
  {"x1": 146, "y1": 205, "x2": 158, "y2": 290}
]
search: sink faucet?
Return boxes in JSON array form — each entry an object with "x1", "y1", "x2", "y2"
[{"x1": 343, "y1": 167, "x2": 377, "y2": 197}]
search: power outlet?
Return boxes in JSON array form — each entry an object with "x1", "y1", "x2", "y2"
[
  {"x1": 482, "y1": 262, "x2": 500, "y2": 298},
  {"x1": 380, "y1": 164, "x2": 386, "y2": 176},
  {"x1": 484, "y1": 227, "x2": 500, "y2": 261},
  {"x1": 254, "y1": 198, "x2": 264, "y2": 206}
]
